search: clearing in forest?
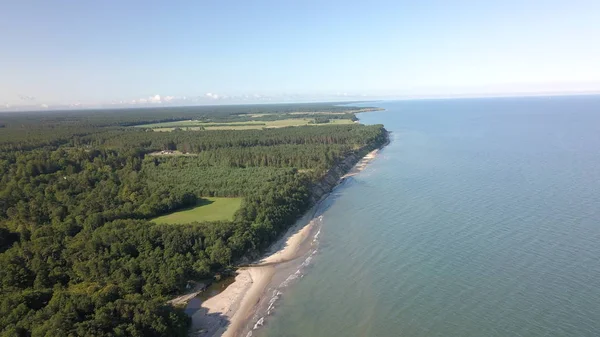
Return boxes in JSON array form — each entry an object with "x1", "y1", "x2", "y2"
[{"x1": 151, "y1": 197, "x2": 242, "y2": 224}]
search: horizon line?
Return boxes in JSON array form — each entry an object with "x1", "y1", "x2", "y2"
[{"x1": 2, "y1": 90, "x2": 600, "y2": 114}]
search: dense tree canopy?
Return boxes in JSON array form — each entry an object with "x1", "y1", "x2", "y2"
[{"x1": 0, "y1": 104, "x2": 387, "y2": 336}]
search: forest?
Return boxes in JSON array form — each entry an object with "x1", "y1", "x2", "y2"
[{"x1": 0, "y1": 104, "x2": 387, "y2": 336}]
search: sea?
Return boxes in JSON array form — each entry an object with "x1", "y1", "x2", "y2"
[{"x1": 252, "y1": 95, "x2": 600, "y2": 337}]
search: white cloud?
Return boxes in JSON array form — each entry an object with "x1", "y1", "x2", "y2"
[
  {"x1": 40, "y1": 104, "x2": 49, "y2": 108},
  {"x1": 138, "y1": 98, "x2": 147, "y2": 103},
  {"x1": 205, "y1": 92, "x2": 220, "y2": 100},
  {"x1": 149, "y1": 94, "x2": 161, "y2": 103},
  {"x1": 164, "y1": 95, "x2": 175, "y2": 102}
]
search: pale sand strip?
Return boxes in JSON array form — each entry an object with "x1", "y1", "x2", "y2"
[
  {"x1": 189, "y1": 147, "x2": 382, "y2": 337},
  {"x1": 342, "y1": 148, "x2": 380, "y2": 179},
  {"x1": 217, "y1": 219, "x2": 315, "y2": 337},
  {"x1": 189, "y1": 215, "x2": 316, "y2": 336}
]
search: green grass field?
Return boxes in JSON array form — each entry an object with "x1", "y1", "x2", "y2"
[
  {"x1": 137, "y1": 118, "x2": 355, "y2": 132},
  {"x1": 151, "y1": 197, "x2": 242, "y2": 224}
]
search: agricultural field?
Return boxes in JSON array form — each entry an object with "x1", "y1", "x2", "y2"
[
  {"x1": 137, "y1": 118, "x2": 355, "y2": 132},
  {"x1": 151, "y1": 197, "x2": 242, "y2": 224}
]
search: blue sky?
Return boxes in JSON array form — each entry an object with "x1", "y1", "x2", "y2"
[{"x1": 1, "y1": 0, "x2": 599, "y2": 106}]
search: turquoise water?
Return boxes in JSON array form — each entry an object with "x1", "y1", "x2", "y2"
[{"x1": 259, "y1": 96, "x2": 600, "y2": 337}]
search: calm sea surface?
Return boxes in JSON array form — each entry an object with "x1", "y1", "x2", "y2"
[{"x1": 258, "y1": 96, "x2": 600, "y2": 337}]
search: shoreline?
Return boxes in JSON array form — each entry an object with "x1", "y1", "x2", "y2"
[{"x1": 187, "y1": 143, "x2": 386, "y2": 337}]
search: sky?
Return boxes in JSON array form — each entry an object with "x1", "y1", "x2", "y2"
[{"x1": 1, "y1": 0, "x2": 600, "y2": 108}]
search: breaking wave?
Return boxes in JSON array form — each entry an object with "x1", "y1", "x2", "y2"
[{"x1": 248, "y1": 215, "x2": 323, "y2": 334}]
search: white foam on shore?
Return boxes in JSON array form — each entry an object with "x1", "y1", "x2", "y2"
[
  {"x1": 313, "y1": 219, "x2": 322, "y2": 242},
  {"x1": 253, "y1": 317, "x2": 265, "y2": 330},
  {"x1": 249, "y1": 216, "x2": 323, "y2": 333},
  {"x1": 278, "y1": 249, "x2": 317, "y2": 288}
]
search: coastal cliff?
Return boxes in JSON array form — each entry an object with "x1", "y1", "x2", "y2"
[
  {"x1": 310, "y1": 129, "x2": 389, "y2": 204},
  {"x1": 309, "y1": 153, "x2": 360, "y2": 203}
]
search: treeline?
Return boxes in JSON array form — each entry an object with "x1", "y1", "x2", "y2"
[
  {"x1": 0, "y1": 106, "x2": 387, "y2": 336},
  {"x1": 310, "y1": 116, "x2": 331, "y2": 124},
  {"x1": 96, "y1": 125, "x2": 384, "y2": 153}
]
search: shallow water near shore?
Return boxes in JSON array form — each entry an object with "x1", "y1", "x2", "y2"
[{"x1": 256, "y1": 96, "x2": 600, "y2": 337}]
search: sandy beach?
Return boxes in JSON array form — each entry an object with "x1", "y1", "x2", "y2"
[{"x1": 188, "y1": 147, "x2": 382, "y2": 337}]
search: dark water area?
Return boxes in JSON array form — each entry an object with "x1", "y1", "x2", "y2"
[{"x1": 257, "y1": 96, "x2": 600, "y2": 337}]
